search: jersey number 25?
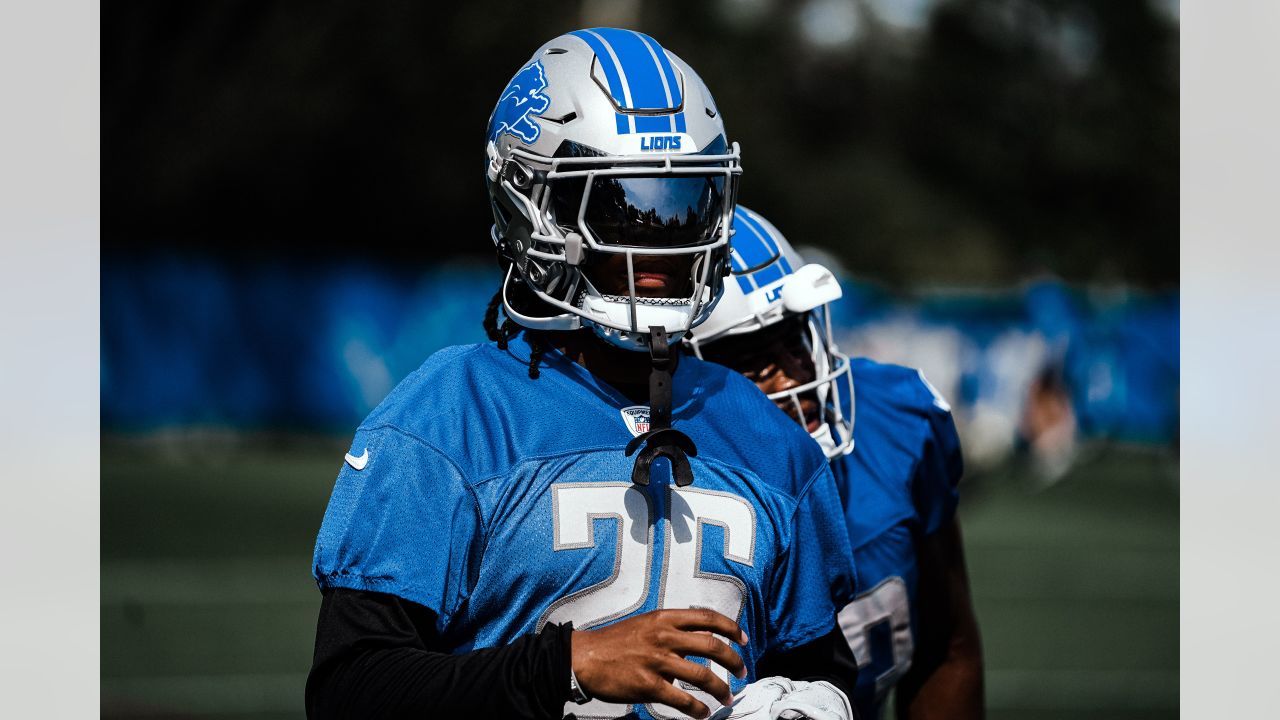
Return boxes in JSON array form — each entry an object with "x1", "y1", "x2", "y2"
[{"x1": 538, "y1": 482, "x2": 757, "y2": 720}]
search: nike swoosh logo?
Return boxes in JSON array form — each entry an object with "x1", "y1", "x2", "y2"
[{"x1": 344, "y1": 448, "x2": 369, "y2": 471}]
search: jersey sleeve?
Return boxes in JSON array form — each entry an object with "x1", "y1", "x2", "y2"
[
  {"x1": 911, "y1": 371, "x2": 964, "y2": 536},
  {"x1": 765, "y1": 464, "x2": 858, "y2": 652},
  {"x1": 312, "y1": 425, "x2": 483, "y2": 628}
]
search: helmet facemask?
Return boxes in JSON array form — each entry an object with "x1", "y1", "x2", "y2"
[
  {"x1": 763, "y1": 306, "x2": 854, "y2": 459},
  {"x1": 490, "y1": 139, "x2": 741, "y2": 350}
]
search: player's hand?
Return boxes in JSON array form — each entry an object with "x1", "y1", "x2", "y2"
[{"x1": 571, "y1": 608, "x2": 749, "y2": 718}]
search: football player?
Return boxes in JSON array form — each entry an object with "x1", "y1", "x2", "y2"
[
  {"x1": 306, "y1": 31, "x2": 861, "y2": 720},
  {"x1": 687, "y1": 207, "x2": 985, "y2": 719}
]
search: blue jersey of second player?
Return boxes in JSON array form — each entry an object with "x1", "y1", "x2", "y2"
[
  {"x1": 313, "y1": 332, "x2": 857, "y2": 719},
  {"x1": 832, "y1": 358, "x2": 963, "y2": 720}
]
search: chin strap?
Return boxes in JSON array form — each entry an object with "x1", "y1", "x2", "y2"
[{"x1": 624, "y1": 326, "x2": 698, "y2": 487}]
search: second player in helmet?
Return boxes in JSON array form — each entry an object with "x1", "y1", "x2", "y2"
[{"x1": 689, "y1": 207, "x2": 985, "y2": 720}]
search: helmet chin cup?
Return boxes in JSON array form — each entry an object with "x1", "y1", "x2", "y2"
[
  {"x1": 590, "y1": 324, "x2": 689, "y2": 352},
  {"x1": 578, "y1": 292, "x2": 697, "y2": 351},
  {"x1": 811, "y1": 423, "x2": 839, "y2": 457}
]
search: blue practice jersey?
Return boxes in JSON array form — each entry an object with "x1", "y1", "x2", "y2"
[
  {"x1": 832, "y1": 359, "x2": 963, "y2": 720},
  {"x1": 313, "y1": 332, "x2": 857, "y2": 719}
]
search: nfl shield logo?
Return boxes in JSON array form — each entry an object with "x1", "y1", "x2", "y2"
[{"x1": 620, "y1": 406, "x2": 651, "y2": 438}]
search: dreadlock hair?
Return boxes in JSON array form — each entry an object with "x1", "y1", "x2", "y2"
[
  {"x1": 482, "y1": 288, "x2": 546, "y2": 379},
  {"x1": 526, "y1": 334, "x2": 545, "y2": 379},
  {"x1": 482, "y1": 290, "x2": 508, "y2": 348}
]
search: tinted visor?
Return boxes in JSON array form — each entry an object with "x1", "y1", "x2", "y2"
[{"x1": 553, "y1": 174, "x2": 726, "y2": 249}]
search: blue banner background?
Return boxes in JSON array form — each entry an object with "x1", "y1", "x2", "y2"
[{"x1": 102, "y1": 257, "x2": 1178, "y2": 448}]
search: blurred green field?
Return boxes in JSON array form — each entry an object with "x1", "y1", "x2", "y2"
[{"x1": 102, "y1": 437, "x2": 1178, "y2": 719}]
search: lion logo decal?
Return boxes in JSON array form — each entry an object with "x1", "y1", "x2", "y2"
[{"x1": 488, "y1": 60, "x2": 551, "y2": 145}]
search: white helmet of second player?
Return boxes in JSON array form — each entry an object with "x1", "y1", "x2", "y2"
[{"x1": 686, "y1": 206, "x2": 854, "y2": 458}]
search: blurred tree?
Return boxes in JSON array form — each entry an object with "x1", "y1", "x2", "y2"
[{"x1": 103, "y1": 0, "x2": 1177, "y2": 287}]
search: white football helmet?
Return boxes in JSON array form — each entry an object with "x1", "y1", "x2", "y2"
[
  {"x1": 484, "y1": 28, "x2": 742, "y2": 351},
  {"x1": 686, "y1": 206, "x2": 854, "y2": 458}
]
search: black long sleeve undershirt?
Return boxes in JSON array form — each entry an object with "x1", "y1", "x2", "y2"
[
  {"x1": 306, "y1": 587, "x2": 858, "y2": 719},
  {"x1": 306, "y1": 588, "x2": 572, "y2": 719}
]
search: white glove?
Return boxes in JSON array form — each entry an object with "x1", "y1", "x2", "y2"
[
  {"x1": 708, "y1": 676, "x2": 795, "y2": 720},
  {"x1": 771, "y1": 680, "x2": 854, "y2": 720}
]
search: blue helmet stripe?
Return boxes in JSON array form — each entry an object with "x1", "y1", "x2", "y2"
[
  {"x1": 635, "y1": 115, "x2": 671, "y2": 133},
  {"x1": 586, "y1": 29, "x2": 636, "y2": 111},
  {"x1": 736, "y1": 208, "x2": 781, "y2": 258},
  {"x1": 735, "y1": 275, "x2": 754, "y2": 294},
  {"x1": 674, "y1": 112, "x2": 687, "y2": 133},
  {"x1": 633, "y1": 31, "x2": 682, "y2": 132},
  {"x1": 778, "y1": 255, "x2": 794, "y2": 275},
  {"x1": 595, "y1": 28, "x2": 673, "y2": 113},
  {"x1": 636, "y1": 32, "x2": 684, "y2": 109},
  {"x1": 571, "y1": 29, "x2": 633, "y2": 134},
  {"x1": 751, "y1": 263, "x2": 785, "y2": 289},
  {"x1": 732, "y1": 211, "x2": 780, "y2": 270}
]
